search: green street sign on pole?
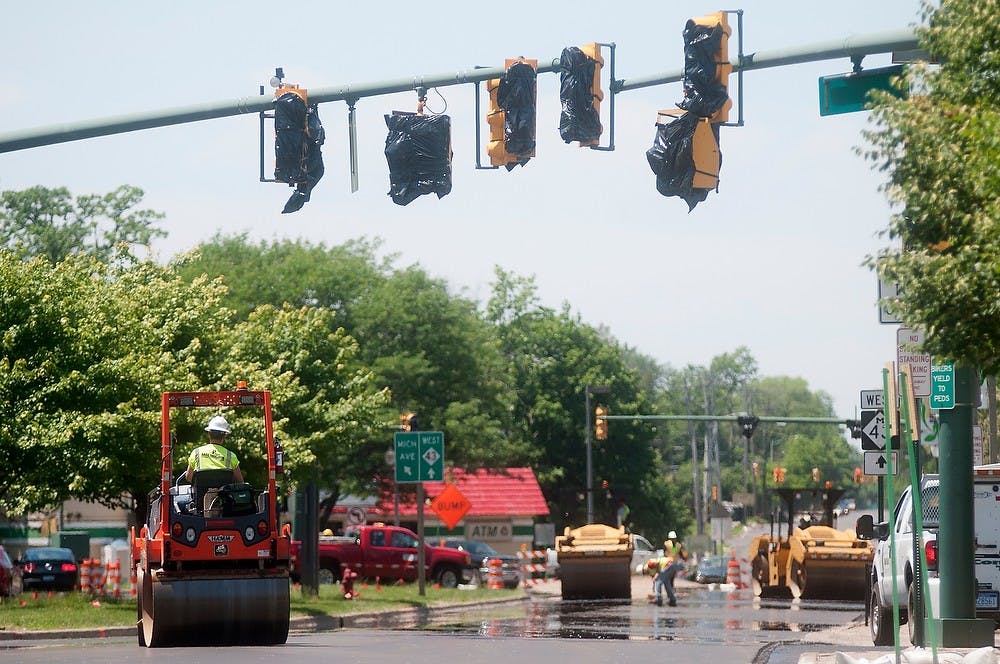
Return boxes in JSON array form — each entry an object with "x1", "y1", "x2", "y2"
[
  {"x1": 393, "y1": 431, "x2": 444, "y2": 483},
  {"x1": 931, "y1": 362, "x2": 955, "y2": 410},
  {"x1": 818, "y1": 64, "x2": 905, "y2": 116}
]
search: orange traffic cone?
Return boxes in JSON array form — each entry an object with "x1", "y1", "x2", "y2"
[{"x1": 726, "y1": 553, "x2": 742, "y2": 588}]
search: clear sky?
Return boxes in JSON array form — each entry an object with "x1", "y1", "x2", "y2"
[{"x1": 0, "y1": 1, "x2": 925, "y2": 421}]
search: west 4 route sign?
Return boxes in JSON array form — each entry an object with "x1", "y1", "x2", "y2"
[
  {"x1": 394, "y1": 431, "x2": 444, "y2": 483},
  {"x1": 860, "y1": 409, "x2": 893, "y2": 450}
]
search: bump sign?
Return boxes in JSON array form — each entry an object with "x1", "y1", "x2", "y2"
[{"x1": 393, "y1": 431, "x2": 445, "y2": 483}]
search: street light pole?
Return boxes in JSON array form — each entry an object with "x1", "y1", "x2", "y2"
[{"x1": 585, "y1": 384, "x2": 610, "y2": 524}]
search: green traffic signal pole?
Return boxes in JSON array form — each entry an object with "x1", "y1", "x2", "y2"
[
  {"x1": 600, "y1": 414, "x2": 856, "y2": 427},
  {"x1": 0, "y1": 29, "x2": 916, "y2": 154},
  {"x1": 933, "y1": 365, "x2": 994, "y2": 647}
]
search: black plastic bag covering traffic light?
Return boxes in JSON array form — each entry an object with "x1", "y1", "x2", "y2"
[
  {"x1": 646, "y1": 112, "x2": 716, "y2": 212},
  {"x1": 384, "y1": 112, "x2": 452, "y2": 206},
  {"x1": 497, "y1": 61, "x2": 536, "y2": 165},
  {"x1": 274, "y1": 92, "x2": 326, "y2": 214},
  {"x1": 558, "y1": 47, "x2": 601, "y2": 144},
  {"x1": 678, "y1": 19, "x2": 729, "y2": 118},
  {"x1": 274, "y1": 92, "x2": 308, "y2": 184}
]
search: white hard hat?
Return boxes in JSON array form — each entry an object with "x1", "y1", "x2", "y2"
[
  {"x1": 668, "y1": 531, "x2": 677, "y2": 540},
  {"x1": 205, "y1": 415, "x2": 231, "y2": 434}
]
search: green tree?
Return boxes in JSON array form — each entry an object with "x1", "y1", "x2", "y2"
[
  {"x1": 0, "y1": 251, "x2": 227, "y2": 517},
  {"x1": 0, "y1": 249, "x2": 389, "y2": 525},
  {"x1": 864, "y1": 0, "x2": 1000, "y2": 371},
  {"x1": 0, "y1": 185, "x2": 165, "y2": 264},
  {"x1": 486, "y1": 268, "x2": 688, "y2": 540},
  {"x1": 176, "y1": 236, "x2": 531, "y2": 519}
]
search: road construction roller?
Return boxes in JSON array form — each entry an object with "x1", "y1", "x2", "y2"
[
  {"x1": 129, "y1": 385, "x2": 291, "y2": 647},
  {"x1": 749, "y1": 488, "x2": 872, "y2": 600},
  {"x1": 556, "y1": 524, "x2": 633, "y2": 600}
]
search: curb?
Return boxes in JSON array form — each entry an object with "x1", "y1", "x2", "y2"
[{"x1": 0, "y1": 593, "x2": 531, "y2": 642}]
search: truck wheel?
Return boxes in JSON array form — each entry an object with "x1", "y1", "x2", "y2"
[
  {"x1": 751, "y1": 554, "x2": 769, "y2": 597},
  {"x1": 907, "y1": 582, "x2": 920, "y2": 646},
  {"x1": 437, "y1": 567, "x2": 459, "y2": 589},
  {"x1": 870, "y1": 583, "x2": 894, "y2": 646},
  {"x1": 318, "y1": 567, "x2": 339, "y2": 585}
]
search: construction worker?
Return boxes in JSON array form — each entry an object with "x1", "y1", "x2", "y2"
[
  {"x1": 185, "y1": 415, "x2": 244, "y2": 484},
  {"x1": 664, "y1": 530, "x2": 687, "y2": 562},
  {"x1": 651, "y1": 530, "x2": 687, "y2": 607}
]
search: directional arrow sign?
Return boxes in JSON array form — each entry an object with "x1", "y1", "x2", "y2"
[{"x1": 864, "y1": 450, "x2": 899, "y2": 476}]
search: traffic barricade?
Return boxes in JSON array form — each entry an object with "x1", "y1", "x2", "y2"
[
  {"x1": 80, "y1": 558, "x2": 92, "y2": 594},
  {"x1": 516, "y1": 549, "x2": 548, "y2": 587}
]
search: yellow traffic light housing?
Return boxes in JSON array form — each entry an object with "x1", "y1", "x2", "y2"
[
  {"x1": 400, "y1": 412, "x2": 417, "y2": 432},
  {"x1": 487, "y1": 58, "x2": 537, "y2": 169},
  {"x1": 686, "y1": 11, "x2": 732, "y2": 124},
  {"x1": 595, "y1": 405, "x2": 608, "y2": 440},
  {"x1": 578, "y1": 43, "x2": 604, "y2": 147}
]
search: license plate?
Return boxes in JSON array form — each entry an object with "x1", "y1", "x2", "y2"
[
  {"x1": 976, "y1": 591, "x2": 998, "y2": 610},
  {"x1": 42, "y1": 575, "x2": 55, "y2": 582}
]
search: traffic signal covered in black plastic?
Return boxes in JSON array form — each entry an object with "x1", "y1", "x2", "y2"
[
  {"x1": 558, "y1": 44, "x2": 604, "y2": 147},
  {"x1": 273, "y1": 83, "x2": 326, "y2": 214},
  {"x1": 646, "y1": 111, "x2": 720, "y2": 210},
  {"x1": 646, "y1": 12, "x2": 731, "y2": 211},
  {"x1": 487, "y1": 58, "x2": 537, "y2": 170},
  {"x1": 679, "y1": 11, "x2": 732, "y2": 123},
  {"x1": 595, "y1": 406, "x2": 608, "y2": 440},
  {"x1": 384, "y1": 112, "x2": 453, "y2": 206}
]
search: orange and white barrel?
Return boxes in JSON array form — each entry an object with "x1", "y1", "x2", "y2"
[
  {"x1": 487, "y1": 558, "x2": 503, "y2": 590},
  {"x1": 91, "y1": 560, "x2": 106, "y2": 595},
  {"x1": 726, "y1": 553, "x2": 742, "y2": 588}
]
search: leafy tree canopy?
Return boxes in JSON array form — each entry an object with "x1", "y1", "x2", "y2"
[
  {"x1": 0, "y1": 185, "x2": 165, "y2": 264},
  {"x1": 865, "y1": 0, "x2": 1000, "y2": 371}
]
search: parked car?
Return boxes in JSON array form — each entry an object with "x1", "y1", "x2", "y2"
[
  {"x1": 18, "y1": 547, "x2": 78, "y2": 591},
  {"x1": 440, "y1": 540, "x2": 521, "y2": 589},
  {"x1": 631, "y1": 534, "x2": 663, "y2": 575},
  {"x1": 0, "y1": 545, "x2": 23, "y2": 597},
  {"x1": 694, "y1": 555, "x2": 728, "y2": 584}
]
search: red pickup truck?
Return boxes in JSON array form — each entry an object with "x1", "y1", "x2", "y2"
[{"x1": 291, "y1": 524, "x2": 474, "y2": 588}]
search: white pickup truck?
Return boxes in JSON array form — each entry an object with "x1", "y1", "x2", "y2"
[{"x1": 857, "y1": 466, "x2": 1000, "y2": 645}]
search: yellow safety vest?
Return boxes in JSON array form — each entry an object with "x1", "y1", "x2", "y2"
[{"x1": 189, "y1": 444, "x2": 239, "y2": 471}]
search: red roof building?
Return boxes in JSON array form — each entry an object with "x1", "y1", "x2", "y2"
[{"x1": 330, "y1": 467, "x2": 551, "y2": 554}]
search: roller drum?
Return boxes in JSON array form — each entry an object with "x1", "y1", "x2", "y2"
[
  {"x1": 140, "y1": 570, "x2": 289, "y2": 647},
  {"x1": 558, "y1": 557, "x2": 631, "y2": 600}
]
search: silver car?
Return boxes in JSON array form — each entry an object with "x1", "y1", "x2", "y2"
[
  {"x1": 440, "y1": 540, "x2": 521, "y2": 589},
  {"x1": 630, "y1": 534, "x2": 663, "y2": 574}
]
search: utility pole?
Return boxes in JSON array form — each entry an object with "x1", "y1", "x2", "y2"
[{"x1": 932, "y1": 365, "x2": 994, "y2": 646}]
